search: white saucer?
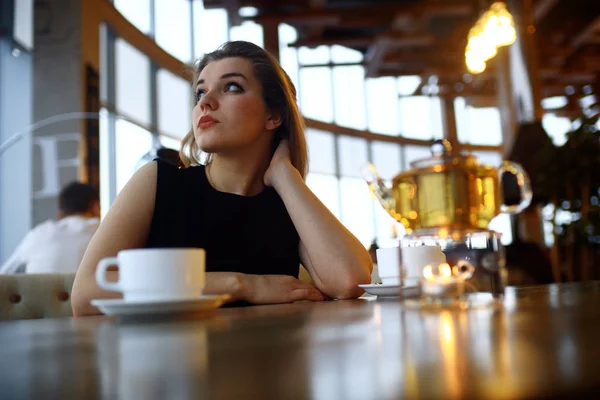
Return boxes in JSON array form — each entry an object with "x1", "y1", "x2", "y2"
[
  {"x1": 91, "y1": 294, "x2": 231, "y2": 317},
  {"x1": 358, "y1": 283, "x2": 420, "y2": 298}
]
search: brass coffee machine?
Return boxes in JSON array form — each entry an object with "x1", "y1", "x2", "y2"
[{"x1": 364, "y1": 140, "x2": 532, "y2": 304}]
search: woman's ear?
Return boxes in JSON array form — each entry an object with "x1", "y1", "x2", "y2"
[{"x1": 265, "y1": 111, "x2": 283, "y2": 131}]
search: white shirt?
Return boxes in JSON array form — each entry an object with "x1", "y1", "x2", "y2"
[{"x1": 0, "y1": 216, "x2": 100, "y2": 274}]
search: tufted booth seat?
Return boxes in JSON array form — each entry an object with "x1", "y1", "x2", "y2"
[{"x1": 0, "y1": 273, "x2": 76, "y2": 321}]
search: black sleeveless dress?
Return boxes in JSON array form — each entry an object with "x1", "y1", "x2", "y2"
[{"x1": 145, "y1": 159, "x2": 300, "y2": 279}]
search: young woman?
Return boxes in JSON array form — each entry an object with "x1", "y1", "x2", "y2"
[{"x1": 71, "y1": 41, "x2": 372, "y2": 316}]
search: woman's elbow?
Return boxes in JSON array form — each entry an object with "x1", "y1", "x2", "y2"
[{"x1": 332, "y1": 260, "x2": 372, "y2": 299}]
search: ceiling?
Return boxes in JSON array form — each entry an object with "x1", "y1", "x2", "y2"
[{"x1": 203, "y1": 0, "x2": 600, "y2": 118}]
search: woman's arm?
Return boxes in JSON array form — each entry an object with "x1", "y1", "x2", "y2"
[
  {"x1": 264, "y1": 141, "x2": 373, "y2": 300},
  {"x1": 72, "y1": 162, "x2": 324, "y2": 316},
  {"x1": 71, "y1": 162, "x2": 159, "y2": 316}
]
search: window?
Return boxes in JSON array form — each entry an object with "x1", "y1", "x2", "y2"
[
  {"x1": 278, "y1": 24, "x2": 299, "y2": 95},
  {"x1": 114, "y1": 0, "x2": 151, "y2": 34},
  {"x1": 338, "y1": 136, "x2": 368, "y2": 178},
  {"x1": 155, "y1": 0, "x2": 192, "y2": 62},
  {"x1": 398, "y1": 96, "x2": 443, "y2": 140},
  {"x1": 99, "y1": 108, "x2": 111, "y2": 218},
  {"x1": 455, "y1": 97, "x2": 503, "y2": 145},
  {"x1": 115, "y1": 39, "x2": 151, "y2": 126},
  {"x1": 306, "y1": 174, "x2": 340, "y2": 219},
  {"x1": 157, "y1": 69, "x2": 192, "y2": 139},
  {"x1": 159, "y1": 135, "x2": 181, "y2": 151},
  {"x1": 340, "y1": 177, "x2": 375, "y2": 246},
  {"x1": 366, "y1": 77, "x2": 400, "y2": 136},
  {"x1": 115, "y1": 118, "x2": 154, "y2": 193},
  {"x1": 330, "y1": 45, "x2": 362, "y2": 63},
  {"x1": 192, "y1": 2, "x2": 229, "y2": 59},
  {"x1": 306, "y1": 129, "x2": 336, "y2": 174},
  {"x1": 299, "y1": 67, "x2": 333, "y2": 122},
  {"x1": 298, "y1": 46, "x2": 329, "y2": 65},
  {"x1": 404, "y1": 145, "x2": 432, "y2": 169},
  {"x1": 470, "y1": 151, "x2": 503, "y2": 168},
  {"x1": 333, "y1": 66, "x2": 367, "y2": 130},
  {"x1": 230, "y1": 21, "x2": 264, "y2": 48},
  {"x1": 371, "y1": 141, "x2": 401, "y2": 180},
  {"x1": 542, "y1": 113, "x2": 572, "y2": 146}
]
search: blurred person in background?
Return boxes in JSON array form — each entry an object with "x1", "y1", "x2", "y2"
[{"x1": 0, "y1": 182, "x2": 100, "y2": 274}]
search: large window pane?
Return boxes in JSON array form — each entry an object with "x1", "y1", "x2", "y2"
[
  {"x1": 338, "y1": 136, "x2": 368, "y2": 178},
  {"x1": 470, "y1": 151, "x2": 503, "y2": 168},
  {"x1": 333, "y1": 66, "x2": 367, "y2": 130},
  {"x1": 300, "y1": 67, "x2": 333, "y2": 122},
  {"x1": 155, "y1": 0, "x2": 192, "y2": 62},
  {"x1": 330, "y1": 45, "x2": 363, "y2": 63},
  {"x1": 489, "y1": 214, "x2": 513, "y2": 245},
  {"x1": 366, "y1": 77, "x2": 399, "y2": 135},
  {"x1": 115, "y1": 0, "x2": 151, "y2": 34},
  {"x1": 404, "y1": 145, "x2": 432, "y2": 169},
  {"x1": 115, "y1": 39, "x2": 151, "y2": 126},
  {"x1": 371, "y1": 141, "x2": 401, "y2": 180},
  {"x1": 375, "y1": 205, "x2": 403, "y2": 248},
  {"x1": 230, "y1": 21, "x2": 264, "y2": 48},
  {"x1": 306, "y1": 173, "x2": 340, "y2": 219},
  {"x1": 193, "y1": 2, "x2": 228, "y2": 58},
  {"x1": 99, "y1": 108, "x2": 111, "y2": 218},
  {"x1": 397, "y1": 76, "x2": 422, "y2": 96},
  {"x1": 306, "y1": 129, "x2": 336, "y2": 174},
  {"x1": 298, "y1": 46, "x2": 329, "y2": 65},
  {"x1": 542, "y1": 113, "x2": 571, "y2": 146},
  {"x1": 340, "y1": 177, "x2": 374, "y2": 247},
  {"x1": 159, "y1": 135, "x2": 181, "y2": 151},
  {"x1": 279, "y1": 24, "x2": 299, "y2": 97},
  {"x1": 157, "y1": 69, "x2": 192, "y2": 139},
  {"x1": 399, "y1": 96, "x2": 443, "y2": 140},
  {"x1": 115, "y1": 119, "x2": 154, "y2": 193},
  {"x1": 455, "y1": 97, "x2": 503, "y2": 145}
]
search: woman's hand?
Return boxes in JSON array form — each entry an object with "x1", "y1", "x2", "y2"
[
  {"x1": 240, "y1": 274, "x2": 326, "y2": 304},
  {"x1": 264, "y1": 139, "x2": 295, "y2": 188}
]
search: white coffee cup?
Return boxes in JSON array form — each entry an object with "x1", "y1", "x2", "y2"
[
  {"x1": 95, "y1": 248, "x2": 205, "y2": 302},
  {"x1": 401, "y1": 245, "x2": 446, "y2": 287},
  {"x1": 376, "y1": 247, "x2": 402, "y2": 285}
]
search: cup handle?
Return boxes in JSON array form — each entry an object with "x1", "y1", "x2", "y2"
[
  {"x1": 498, "y1": 161, "x2": 533, "y2": 214},
  {"x1": 95, "y1": 257, "x2": 122, "y2": 293}
]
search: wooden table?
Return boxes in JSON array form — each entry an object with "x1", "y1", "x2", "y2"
[{"x1": 2, "y1": 282, "x2": 600, "y2": 399}]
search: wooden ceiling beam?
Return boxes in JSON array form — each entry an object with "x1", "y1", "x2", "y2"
[
  {"x1": 572, "y1": 16, "x2": 600, "y2": 48},
  {"x1": 289, "y1": 36, "x2": 373, "y2": 48},
  {"x1": 417, "y1": 1, "x2": 473, "y2": 19},
  {"x1": 365, "y1": 36, "x2": 392, "y2": 78},
  {"x1": 379, "y1": 32, "x2": 436, "y2": 48},
  {"x1": 533, "y1": 0, "x2": 560, "y2": 23},
  {"x1": 223, "y1": 0, "x2": 242, "y2": 27},
  {"x1": 248, "y1": 9, "x2": 341, "y2": 26}
]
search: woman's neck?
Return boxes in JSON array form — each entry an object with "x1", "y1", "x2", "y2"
[{"x1": 207, "y1": 148, "x2": 271, "y2": 196}]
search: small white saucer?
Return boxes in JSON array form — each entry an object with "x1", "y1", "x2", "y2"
[
  {"x1": 91, "y1": 294, "x2": 231, "y2": 317},
  {"x1": 358, "y1": 283, "x2": 420, "y2": 298}
]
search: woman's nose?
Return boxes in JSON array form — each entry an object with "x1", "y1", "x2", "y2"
[{"x1": 199, "y1": 91, "x2": 218, "y2": 110}]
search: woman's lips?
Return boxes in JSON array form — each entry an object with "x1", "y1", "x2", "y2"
[{"x1": 198, "y1": 115, "x2": 218, "y2": 130}]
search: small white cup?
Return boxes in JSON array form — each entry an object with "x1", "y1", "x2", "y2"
[
  {"x1": 376, "y1": 247, "x2": 402, "y2": 285},
  {"x1": 401, "y1": 245, "x2": 446, "y2": 287},
  {"x1": 95, "y1": 248, "x2": 205, "y2": 302}
]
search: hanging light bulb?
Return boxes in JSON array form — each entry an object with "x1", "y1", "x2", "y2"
[
  {"x1": 464, "y1": 1, "x2": 516, "y2": 74},
  {"x1": 491, "y1": 2, "x2": 517, "y2": 46},
  {"x1": 466, "y1": 56, "x2": 486, "y2": 74}
]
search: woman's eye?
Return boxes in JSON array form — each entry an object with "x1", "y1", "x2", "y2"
[
  {"x1": 195, "y1": 90, "x2": 205, "y2": 101},
  {"x1": 225, "y1": 82, "x2": 243, "y2": 93}
]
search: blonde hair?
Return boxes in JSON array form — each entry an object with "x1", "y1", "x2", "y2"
[{"x1": 179, "y1": 41, "x2": 308, "y2": 179}]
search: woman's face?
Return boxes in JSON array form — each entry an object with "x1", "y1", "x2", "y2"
[{"x1": 192, "y1": 57, "x2": 279, "y2": 154}]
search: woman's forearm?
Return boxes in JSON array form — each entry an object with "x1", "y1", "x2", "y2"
[{"x1": 271, "y1": 164, "x2": 372, "y2": 299}]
